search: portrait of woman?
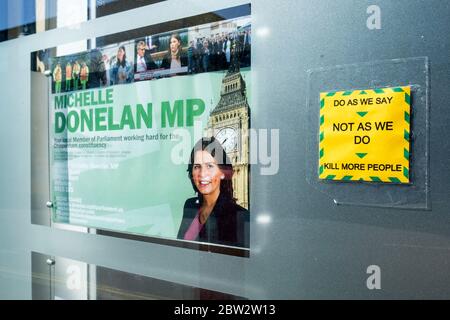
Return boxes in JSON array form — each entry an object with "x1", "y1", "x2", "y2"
[
  {"x1": 160, "y1": 33, "x2": 187, "y2": 72},
  {"x1": 177, "y1": 137, "x2": 249, "y2": 248},
  {"x1": 109, "y1": 46, "x2": 133, "y2": 85}
]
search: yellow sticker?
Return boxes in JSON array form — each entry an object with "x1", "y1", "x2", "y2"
[{"x1": 319, "y1": 86, "x2": 411, "y2": 183}]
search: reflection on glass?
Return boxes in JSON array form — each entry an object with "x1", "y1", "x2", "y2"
[
  {"x1": 0, "y1": 0, "x2": 36, "y2": 42},
  {"x1": 1, "y1": 0, "x2": 168, "y2": 43},
  {"x1": 255, "y1": 26, "x2": 269, "y2": 38},
  {"x1": 256, "y1": 214, "x2": 271, "y2": 225},
  {"x1": 32, "y1": 252, "x2": 246, "y2": 300}
]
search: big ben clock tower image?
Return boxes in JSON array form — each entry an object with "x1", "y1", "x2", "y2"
[{"x1": 205, "y1": 43, "x2": 250, "y2": 209}]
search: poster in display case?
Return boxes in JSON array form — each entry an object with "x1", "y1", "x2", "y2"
[{"x1": 38, "y1": 5, "x2": 252, "y2": 256}]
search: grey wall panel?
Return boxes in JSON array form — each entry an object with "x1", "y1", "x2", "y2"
[{"x1": 0, "y1": 0, "x2": 449, "y2": 299}]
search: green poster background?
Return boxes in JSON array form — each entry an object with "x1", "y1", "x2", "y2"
[{"x1": 50, "y1": 69, "x2": 251, "y2": 239}]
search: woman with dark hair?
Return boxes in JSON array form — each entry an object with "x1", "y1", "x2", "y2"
[
  {"x1": 160, "y1": 33, "x2": 187, "y2": 72},
  {"x1": 110, "y1": 46, "x2": 133, "y2": 85},
  {"x1": 177, "y1": 137, "x2": 249, "y2": 248}
]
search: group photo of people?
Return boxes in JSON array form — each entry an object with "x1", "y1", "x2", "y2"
[
  {"x1": 185, "y1": 27, "x2": 251, "y2": 74},
  {"x1": 50, "y1": 48, "x2": 108, "y2": 94},
  {"x1": 51, "y1": 56, "x2": 92, "y2": 93}
]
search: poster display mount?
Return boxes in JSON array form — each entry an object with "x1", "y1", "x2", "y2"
[{"x1": 36, "y1": 5, "x2": 253, "y2": 256}]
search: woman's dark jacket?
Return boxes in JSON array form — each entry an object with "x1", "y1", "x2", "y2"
[
  {"x1": 160, "y1": 52, "x2": 188, "y2": 70},
  {"x1": 177, "y1": 194, "x2": 249, "y2": 248}
]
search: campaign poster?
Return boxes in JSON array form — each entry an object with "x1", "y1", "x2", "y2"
[{"x1": 49, "y1": 15, "x2": 252, "y2": 249}]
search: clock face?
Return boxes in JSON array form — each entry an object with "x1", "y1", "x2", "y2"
[{"x1": 215, "y1": 127, "x2": 238, "y2": 153}]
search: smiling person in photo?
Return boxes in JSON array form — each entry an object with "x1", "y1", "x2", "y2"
[{"x1": 177, "y1": 137, "x2": 249, "y2": 248}]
